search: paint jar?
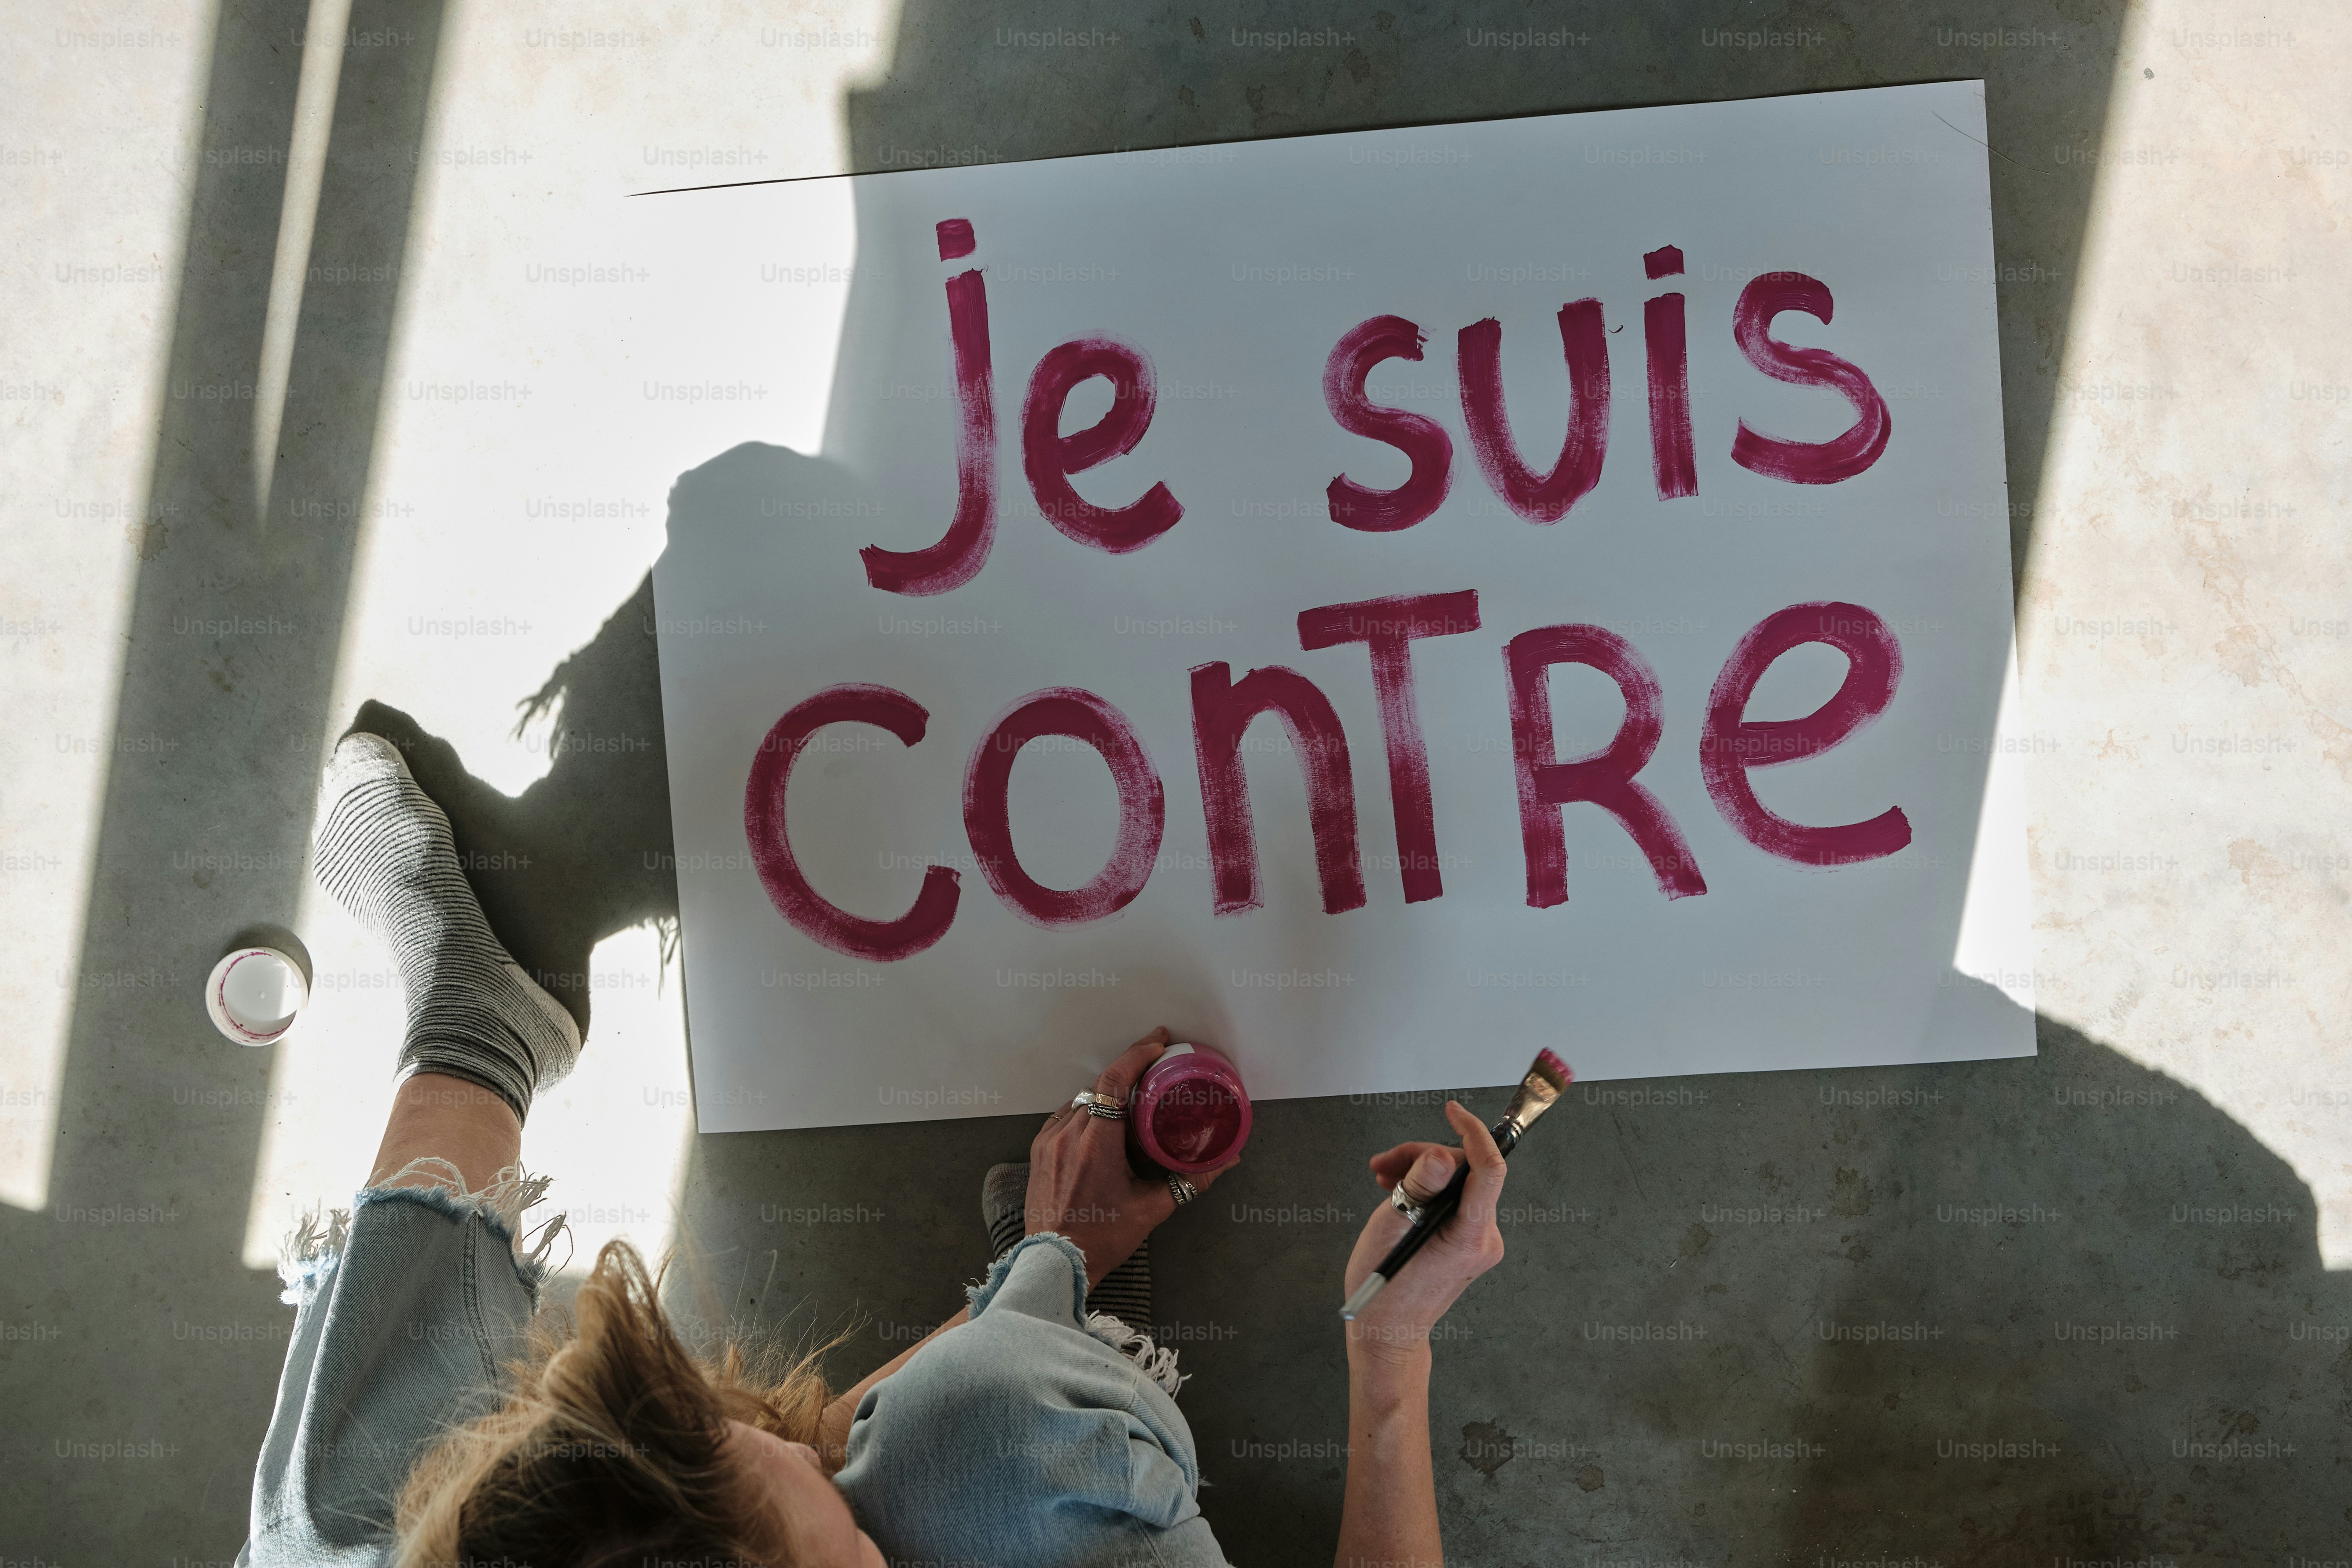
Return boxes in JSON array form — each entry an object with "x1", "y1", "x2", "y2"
[
  {"x1": 204, "y1": 947, "x2": 308, "y2": 1046},
  {"x1": 1127, "y1": 1042, "x2": 1252, "y2": 1176}
]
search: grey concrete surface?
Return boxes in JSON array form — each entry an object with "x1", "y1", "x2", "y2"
[{"x1": 5, "y1": 0, "x2": 2348, "y2": 1564}]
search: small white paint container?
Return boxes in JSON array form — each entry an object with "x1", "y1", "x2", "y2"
[{"x1": 205, "y1": 947, "x2": 309, "y2": 1046}]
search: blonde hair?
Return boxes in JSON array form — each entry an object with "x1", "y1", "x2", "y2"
[{"x1": 393, "y1": 1238, "x2": 836, "y2": 1568}]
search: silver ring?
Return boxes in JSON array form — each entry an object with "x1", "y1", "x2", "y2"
[
  {"x1": 1390, "y1": 1184, "x2": 1427, "y2": 1225},
  {"x1": 1071, "y1": 1090, "x2": 1125, "y2": 1120},
  {"x1": 1168, "y1": 1175, "x2": 1198, "y2": 1206}
]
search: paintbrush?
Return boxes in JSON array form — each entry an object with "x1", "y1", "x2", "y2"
[{"x1": 1339, "y1": 1049, "x2": 1574, "y2": 1321}]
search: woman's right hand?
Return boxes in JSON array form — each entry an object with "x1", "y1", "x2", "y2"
[{"x1": 1339, "y1": 1100, "x2": 1508, "y2": 1363}]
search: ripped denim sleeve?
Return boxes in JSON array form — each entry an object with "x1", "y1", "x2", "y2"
[
  {"x1": 966, "y1": 1231, "x2": 1189, "y2": 1398},
  {"x1": 276, "y1": 1156, "x2": 567, "y2": 1307},
  {"x1": 241, "y1": 1163, "x2": 565, "y2": 1567}
]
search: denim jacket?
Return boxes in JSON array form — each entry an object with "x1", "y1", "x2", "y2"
[
  {"x1": 238, "y1": 1166, "x2": 555, "y2": 1566},
  {"x1": 237, "y1": 1175, "x2": 1228, "y2": 1567}
]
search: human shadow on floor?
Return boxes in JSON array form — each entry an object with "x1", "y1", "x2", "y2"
[
  {"x1": 342, "y1": 574, "x2": 678, "y2": 1040},
  {"x1": 334, "y1": 440, "x2": 872, "y2": 1039}
]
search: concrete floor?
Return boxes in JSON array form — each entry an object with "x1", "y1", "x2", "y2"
[{"x1": 4, "y1": 0, "x2": 2348, "y2": 1563}]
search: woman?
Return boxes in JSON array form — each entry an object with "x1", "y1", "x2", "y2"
[{"x1": 243, "y1": 730, "x2": 1510, "y2": 1565}]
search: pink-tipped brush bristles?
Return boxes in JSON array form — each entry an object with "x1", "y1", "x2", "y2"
[{"x1": 1498, "y1": 1049, "x2": 1572, "y2": 1142}]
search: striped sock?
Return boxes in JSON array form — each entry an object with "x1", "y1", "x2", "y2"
[
  {"x1": 312, "y1": 732, "x2": 580, "y2": 1122},
  {"x1": 982, "y1": 1161, "x2": 1152, "y2": 1329}
]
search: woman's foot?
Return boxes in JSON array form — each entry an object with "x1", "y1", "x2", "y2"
[
  {"x1": 341, "y1": 698, "x2": 598, "y2": 1037},
  {"x1": 313, "y1": 731, "x2": 580, "y2": 1121},
  {"x1": 982, "y1": 1161, "x2": 1152, "y2": 1328}
]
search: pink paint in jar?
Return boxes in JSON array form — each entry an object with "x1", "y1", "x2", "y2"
[{"x1": 1126, "y1": 1042, "x2": 1252, "y2": 1176}]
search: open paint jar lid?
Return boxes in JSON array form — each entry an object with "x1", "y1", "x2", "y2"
[
  {"x1": 1127, "y1": 1041, "x2": 1253, "y2": 1176},
  {"x1": 205, "y1": 947, "x2": 309, "y2": 1046}
]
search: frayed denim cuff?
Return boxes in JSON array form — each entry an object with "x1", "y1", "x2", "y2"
[
  {"x1": 277, "y1": 1157, "x2": 567, "y2": 1306},
  {"x1": 966, "y1": 1231, "x2": 1091, "y2": 1324},
  {"x1": 962, "y1": 1233, "x2": 1189, "y2": 1396}
]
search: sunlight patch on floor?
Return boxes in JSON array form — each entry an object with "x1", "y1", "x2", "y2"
[{"x1": 2018, "y1": 0, "x2": 2352, "y2": 1263}]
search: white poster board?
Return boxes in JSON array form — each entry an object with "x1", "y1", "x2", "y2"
[{"x1": 647, "y1": 81, "x2": 2034, "y2": 1134}]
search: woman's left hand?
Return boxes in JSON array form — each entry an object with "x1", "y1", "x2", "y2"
[
  {"x1": 1340, "y1": 1101, "x2": 1508, "y2": 1363},
  {"x1": 1026, "y1": 1027, "x2": 1238, "y2": 1284}
]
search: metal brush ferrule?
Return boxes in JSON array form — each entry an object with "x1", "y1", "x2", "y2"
[{"x1": 1499, "y1": 1073, "x2": 1563, "y2": 1131}]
